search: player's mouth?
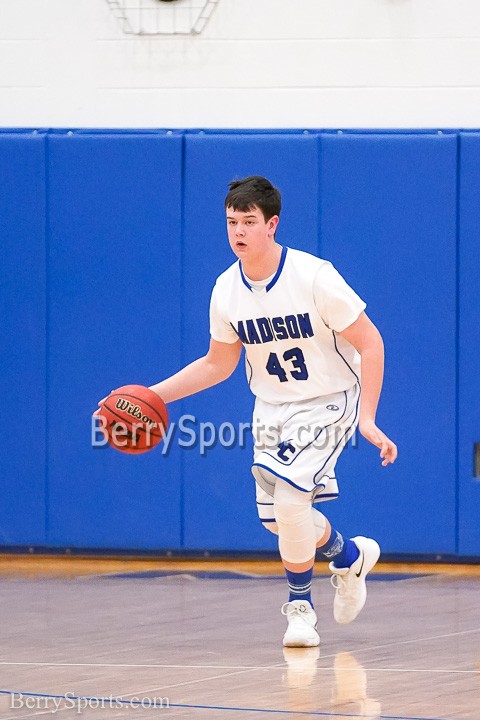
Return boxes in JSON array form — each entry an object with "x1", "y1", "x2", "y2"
[{"x1": 236, "y1": 241, "x2": 247, "y2": 249}]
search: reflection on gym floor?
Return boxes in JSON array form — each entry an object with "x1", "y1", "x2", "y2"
[{"x1": 0, "y1": 562, "x2": 479, "y2": 719}]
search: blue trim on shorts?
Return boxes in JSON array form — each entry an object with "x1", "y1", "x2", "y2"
[
  {"x1": 260, "y1": 518, "x2": 276, "y2": 523},
  {"x1": 252, "y1": 462, "x2": 311, "y2": 493},
  {"x1": 312, "y1": 383, "x2": 360, "y2": 484},
  {"x1": 313, "y1": 492, "x2": 339, "y2": 503},
  {"x1": 259, "y1": 391, "x2": 349, "y2": 467},
  {"x1": 254, "y1": 462, "x2": 339, "y2": 502},
  {"x1": 254, "y1": 383, "x2": 360, "y2": 492}
]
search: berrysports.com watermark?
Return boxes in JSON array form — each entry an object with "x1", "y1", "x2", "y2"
[
  {"x1": 92, "y1": 414, "x2": 359, "y2": 456},
  {"x1": 9, "y1": 692, "x2": 169, "y2": 713}
]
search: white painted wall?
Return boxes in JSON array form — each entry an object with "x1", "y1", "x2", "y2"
[{"x1": 1, "y1": 0, "x2": 480, "y2": 128}]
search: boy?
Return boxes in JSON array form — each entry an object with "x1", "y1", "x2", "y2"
[{"x1": 99, "y1": 176, "x2": 397, "y2": 647}]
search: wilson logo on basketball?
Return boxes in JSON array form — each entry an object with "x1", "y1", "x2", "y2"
[{"x1": 115, "y1": 398, "x2": 159, "y2": 429}]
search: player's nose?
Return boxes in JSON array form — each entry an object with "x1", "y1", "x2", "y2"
[{"x1": 235, "y1": 223, "x2": 246, "y2": 236}]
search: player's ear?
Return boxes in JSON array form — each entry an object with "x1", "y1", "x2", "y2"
[{"x1": 268, "y1": 215, "x2": 279, "y2": 236}]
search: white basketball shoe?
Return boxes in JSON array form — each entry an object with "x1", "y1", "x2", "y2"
[
  {"x1": 281, "y1": 600, "x2": 320, "y2": 647},
  {"x1": 329, "y1": 536, "x2": 380, "y2": 625}
]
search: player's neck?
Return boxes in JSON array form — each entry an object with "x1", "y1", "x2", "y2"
[{"x1": 242, "y1": 243, "x2": 282, "y2": 282}]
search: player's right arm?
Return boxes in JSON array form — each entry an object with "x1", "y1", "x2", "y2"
[
  {"x1": 148, "y1": 338, "x2": 242, "y2": 403},
  {"x1": 94, "y1": 339, "x2": 242, "y2": 415},
  {"x1": 94, "y1": 282, "x2": 240, "y2": 413}
]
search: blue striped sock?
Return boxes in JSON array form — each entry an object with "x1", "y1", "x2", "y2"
[
  {"x1": 317, "y1": 530, "x2": 360, "y2": 568},
  {"x1": 285, "y1": 567, "x2": 314, "y2": 605}
]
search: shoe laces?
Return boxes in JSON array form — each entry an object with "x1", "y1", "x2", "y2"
[
  {"x1": 281, "y1": 601, "x2": 312, "y2": 617},
  {"x1": 330, "y1": 574, "x2": 347, "y2": 594}
]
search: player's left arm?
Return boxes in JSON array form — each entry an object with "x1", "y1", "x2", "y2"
[{"x1": 339, "y1": 311, "x2": 398, "y2": 466}]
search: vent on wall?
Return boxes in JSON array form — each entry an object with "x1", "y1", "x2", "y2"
[{"x1": 105, "y1": 0, "x2": 220, "y2": 35}]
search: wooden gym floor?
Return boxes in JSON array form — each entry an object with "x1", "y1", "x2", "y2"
[{"x1": 0, "y1": 555, "x2": 479, "y2": 719}]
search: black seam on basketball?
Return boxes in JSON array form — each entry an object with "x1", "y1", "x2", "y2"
[
  {"x1": 100, "y1": 405, "x2": 165, "y2": 438},
  {"x1": 107, "y1": 393, "x2": 168, "y2": 428}
]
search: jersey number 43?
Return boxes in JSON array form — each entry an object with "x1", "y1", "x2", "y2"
[{"x1": 266, "y1": 347, "x2": 309, "y2": 382}]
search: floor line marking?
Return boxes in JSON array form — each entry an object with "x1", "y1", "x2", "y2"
[
  {"x1": 0, "y1": 712, "x2": 53, "y2": 720},
  {"x1": 1, "y1": 631, "x2": 480, "y2": 676},
  {"x1": 322, "y1": 625, "x2": 480, "y2": 659},
  {"x1": 118, "y1": 665, "x2": 282, "y2": 694},
  {"x1": 0, "y1": 661, "x2": 277, "y2": 670},
  {"x1": 0, "y1": 690, "x2": 456, "y2": 720},
  {"x1": 118, "y1": 661, "x2": 479, "y2": 700}
]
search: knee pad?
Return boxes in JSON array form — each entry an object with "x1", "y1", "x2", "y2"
[
  {"x1": 273, "y1": 480, "x2": 316, "y2": 564},
  {"x1": 273, "y1": 478, "x2": 313, "y2": 524},
  {"x1": 253, "y1": 474, "x2": 328, "y2": 544}
]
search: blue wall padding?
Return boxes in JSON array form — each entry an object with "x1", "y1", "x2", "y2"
[
  {"x1": 317, "y1": 134, "x2": 458, "y2": 554},
  {"x1": 458, "y1": 133, "x2": 480, "y2": 556},
  {"x1": 0, "y1": 128, "x2": 477, "y2": 556},
  {"x1": 181, "y1": 134, "x2": 319, "y2": 550},
  {"x1": 0, "y1": 132, "x2": 47, "y2": 545},
  {"x1": 45, "y1": 132, "x2": 184, "y2": 549}
]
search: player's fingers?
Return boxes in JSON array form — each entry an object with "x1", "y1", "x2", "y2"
[
  {"x1": 382, "y1": 441, "x2": 398, "y2": 466},
  {"x1": 387, "y1": 441, "x2": 398, "y2": 463},
  {"x1": 380, "y1": 439, "x2": 389, "y2": 460},
  {"x1": 97, "y1": 393, "x2": 112, "y2": 407}
]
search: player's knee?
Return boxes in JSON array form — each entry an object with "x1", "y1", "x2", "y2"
[
  {"x1": 274, "y1": 498, "x2": 311, "y2": 529},
  {"x1": 273, "y1": 481, "x2": 312, "y2": 529}
]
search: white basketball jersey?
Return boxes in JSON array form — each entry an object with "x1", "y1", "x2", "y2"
[{"x1": 210, "y1": 247, "x2": 365, "y2": 404}]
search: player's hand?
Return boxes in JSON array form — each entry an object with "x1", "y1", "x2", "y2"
[{"x1": 359, "y1": 419, "x2": 397, "y2": 466}]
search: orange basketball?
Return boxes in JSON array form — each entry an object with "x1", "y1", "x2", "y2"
[{"x1": 98, "y1": 385, "x2": 168, "y2": 454}]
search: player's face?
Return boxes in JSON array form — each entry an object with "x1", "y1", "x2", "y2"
[{"x1": 226, "y1": 206, "x2": 279, "y2": 262}]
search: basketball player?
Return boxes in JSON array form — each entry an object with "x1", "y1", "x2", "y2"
[{"x1": 100, "y1": 176, "x2": 397, "y2": 647}]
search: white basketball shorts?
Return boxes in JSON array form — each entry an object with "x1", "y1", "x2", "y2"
[{"x1": 251, "y1": 382, "x2": 360, "y2": 503}]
